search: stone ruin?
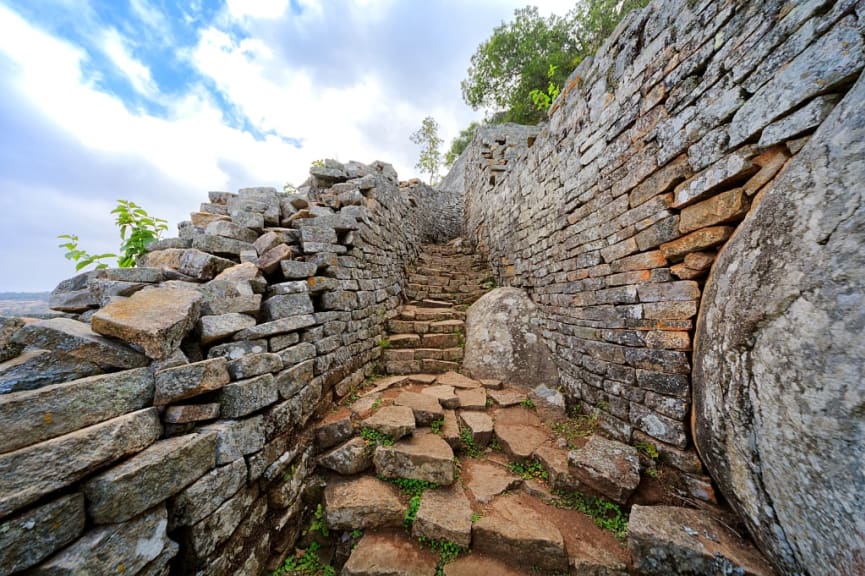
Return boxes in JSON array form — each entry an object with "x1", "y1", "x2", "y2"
[{"x1": 1, "y1": 0, "x2": 863, "y2": 574}]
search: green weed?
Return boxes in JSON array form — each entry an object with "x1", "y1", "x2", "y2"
[
  {"x1": 431, "y1": 418, "x2": 444, "y2": 435},
  {"x1": 360, "y1": 427, "x2": 394, "y2": 447},
  {"x1": 508, "y1": 459, "x2": 549, "y2": 481},
  {"x1": 551, "y1": 489, "x2": 628, "y2": 539},
  {"x1": 271, "y1": 541, "x2": 335, "y2": 576},
  {"x1": 460, "y1": 428, "x2": 481, "y2": 458}
]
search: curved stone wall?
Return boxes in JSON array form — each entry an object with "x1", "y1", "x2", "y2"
[{"x1": 462, "y1": 0, "x2": 864, "y2": 573}]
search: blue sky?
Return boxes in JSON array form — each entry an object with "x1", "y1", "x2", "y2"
[{"x1": 0, "y1": 0, "x2": 573, "y2": 292}]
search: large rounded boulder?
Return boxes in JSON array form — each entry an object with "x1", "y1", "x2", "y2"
[
  {"x1": 462, "y1": 287, "x2": 559, "y2": 389},
  {"x1": 692, "y1": 73, "x2": 865, "y2": 574}
]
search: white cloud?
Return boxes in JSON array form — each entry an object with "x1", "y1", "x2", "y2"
[
  {"x1": 101, "y1": 28, "x2": 159, "y2": 98},
  {"x1": 225, "y1": 0, "x2": 292, "y2": 20}
]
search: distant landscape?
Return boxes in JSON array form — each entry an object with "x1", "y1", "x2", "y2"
[{"x1": 0, "y1": 292, "x2": 53, "y2": 317}]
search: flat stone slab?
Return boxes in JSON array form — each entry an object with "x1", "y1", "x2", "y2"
[
  {"x1": 27, "y1": 505, "x2": 171, "y2": 576},
  {"x1": 494, "y1": 422, "x2": 548, "y2": 460},
  {"x1": 456, "y1": 387, "x2": 487, "y2": 410},
  {"x1": 407, "y1": 373, "x2": 438, "y2": 385},
  {"x1": 0, "y1": 408, "x2": 161, "y2": 518},
  {"x1": 362, "y1": 375, "x2": 409, "y2": 396},
  {"x1": 313, "y1": 409, "x2": 354, "y2": 451},
  {"x1": 318, "y1": 437, "x2": 374, "y2": 475},
  {"x1": 629, "y1": 506, "x2": 774, "y2": 576},
  {"x1": 444, "y1": 554, "x2": 530, "y2": 576},
  {"x1": 412, "y1": 483, "x2": 473, "y2": 548},
  {"x1": 0, "y1": 493, "x2": 85, "y2": 574},
  {"x1": 10, "y1": 317, "x2": 149, "y2": 370},
  {"x1": 394, "y1": 390, "x2": 443, "y2": 425},
  {"x1": 488, "y1": 388, "x2": 527, "y2": 407},
  {"x1": 374, "y1": 431, "x2": 455, "y2": 485},
  {"x1": 472, "y1": 493, "x2": 568, "y2": 573},
  {"x1": 464, "y1": 460, "x2": 522, "y2": 504},
  {"x1": 168, "y1": 458, "x2": 246, "y2": 528},
  {"x1": 82, "y1": 432, "x2": 216, "y2": 523},
  {"x1": 324, "y1": 476, "x2": 403, "y2": 530},
  {"x1": 459, "y1": 411, "x2": 493, "y2": 449},
  {"x1": 436, "y1": 371, "x2": 481, "y2": 389},
  {"x1": 362, "y1": 405, "x2": 415, "y2": 441},
  {"x1": 0, "y1": 367, "x2": 153, "y2": 454},
  {"x1": 219, "y1": 373, "x2": 279, "y2": 418},
  {"x1": 92, "y1": 288, "x2": 202, "y2": 359},
  {"x1": 343, "y1": 531, "x2": 438, "y2": 576},
  {"x1": 197, "y1": 313, "x2": 256, "y2": 345},
  {"x1": 479, "y1": 378, "x2": 503, "y2": 390},
  {"x1": 421, "y1": 384, "x2": 459, "y2": 409},
  {"x1": 568, "y1": 435, "x2": 640, "y2": 504}
]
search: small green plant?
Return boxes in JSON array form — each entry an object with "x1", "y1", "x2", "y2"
[
  {"x1": 471, "y1": 512, "x2": 482, "y2": 523},
  {"x1": 305, "y1": 504, "x2": 329, "y2": 538},
  {"x1": 460, "y1": 428, "x2": 481, "y2": 458},
  {"x1": 370, "y1": 398, "x2": 382, "y2": 411},
  {"x1": 645, "y1": 466, "x2": 658, "y2": 478},
  {"x1": 508, "y1": 459, "x2": 549, "y2": 481},
  {"x1": 520, "y1": 397, "x2": 536, "y2": 410},
  {"x1": 377, "y1": 337, "x2": 392, "y2": 350},
  {"x1": 635, "y1": 441, "x2": 659, "y2": 460},
  {"x1": 271, "y1": 541, "x2": 335, "y2": 576},
  {"x1": 311, "y1": 159, "x2": 326, "y2": 168},
  {"x1": 529, "y1": 63, "x2": 561, "y2": 112},
  {"x1": 351, "y1": 529, "x2": 363, "y2": 539},
  {"x1": 360, "y1": 427, "x2": 394, "y2": 447},
  {"x1": 58, "y1": 199, "x2": 168, "y2": 271},
  {"x1": 431, "y1": 418, "x2": 444, "y2": 435},
  {"x1": 552, "y1": 407, "x2": 599, "y2": 449},
  {"x1": 551, "y1": 489, "x2": 628, "y2": 539},
  {"x1": 418, "y1": 537, "x2": 464, "y2": 576},
  {"x1": 489, "y1": 437, "x2": 502, "y2": 451},
  {"x1": 383, "y1": 477, "x2": 438, "y2": 497},
  {"x1": 404, "y1": 494, "x2": 422, "y2": 530}
]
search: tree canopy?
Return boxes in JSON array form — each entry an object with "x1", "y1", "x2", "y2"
[
  {"x1": 461, "y1": 1, "x2": 649, "y2": 125},
  {"x1": 445, "y1": 121, "x2": 480, "y2": 168}
]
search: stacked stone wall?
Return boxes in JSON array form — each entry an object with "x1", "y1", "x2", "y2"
[
  {"x1": 464, "y1": 0, "x2": 863, "y2": 505},
  {"x1": 0, "y1": 160, "x2": 458, "y2": 575}
]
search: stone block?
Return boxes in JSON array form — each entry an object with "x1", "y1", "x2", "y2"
[
  {"x1": 197, "y1": 313, "x2": 257, "y2": 345},
  {"x1": 0, "y1": 493, "x2": 85, "y2": 575},
  {"x1": 679, "y1": 188, "x2": 749, "y2": 234},
  {"x1": 154, "y1": 357, "x2": 230, "y2": 405},
  {"x1": 28, "y1": 506, "x2": 172, "y2": 576},
  {"x1": 233, "y1": 314, "x2": 317, "y2": 340},
  {"x1": 199, "y1": 416, "x2": 265, "y2": 464},
  {"x1": 263, "y1": 293, "x2": 314, "y2": 321},
  {"x1": 227, "y1": 352, "x2": 283, "y2": 380},
  {"x1": 0, "y1": 350, "x2": 104, "y2": 394},
  {"x1": 0, "y1": 367, "x2": 153, "y2": 454},
  {"x1": 92, "y1": 288, "x2": 202, "y2": 359},
  {"x1": 374, "y1": 431, "x2": 455, "y2": 485},
  {"x1": 168, "y1": 458, "x2": 246, "y2": 528},
  {"x1": 83, "y1": 432, "x2": 217, "y2": 524},
  {"x1": 179, "y1": 249, "x2": 236, "y2": 280},
  {"x1": 275, "y1": 359, "x2": 315, "y2": 399},
  {"x1": 163, "y1": 403, "x2": 220, "y2": 424},
  {"x1": 568, "y1": 435, "x2": 640, "y2": 504},
  {"x1": 0, "y1": 408, "x2": 161, "y2": 518},
  {"x1": 186, "y1": 486, "x2": 257, "y2": 559},
  {"x1": 219, "y1": 374, "x2": 279, "y2": 418},
  {"x1": 324, "y1": 476, "x2": 403, "y2": 531},
  {"x1": 318, "y1": 437, "x2": 373, "y2": 475},
  {"x1": 12, "y1": 317, "x2": 148, "y2": 370},
  {"x1": 280, "y1": 259, "x2": 318, "y2": 279}
]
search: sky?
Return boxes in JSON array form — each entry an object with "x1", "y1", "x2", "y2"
[{"x1": 0, "y1": 0, "x2": 574, "y2": 292}]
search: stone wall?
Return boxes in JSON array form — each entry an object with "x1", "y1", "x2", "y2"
[
  {"x1": 462, "y1": 1, "x2": 864, "y2": 573},
  {"x1": 0, "y1": 160, "x2": 456, "y2": 575}
]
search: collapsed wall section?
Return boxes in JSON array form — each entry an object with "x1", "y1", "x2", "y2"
[
  {"x1": 0, "y1": 160, "x2": 459, "y2": 575},
  {"x1": 463, "y1": 1, "x2": 863, "y2": 571}
]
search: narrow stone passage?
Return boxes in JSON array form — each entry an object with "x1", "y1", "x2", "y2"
[{"x1": 291, "y1": 240, "x2": 772, "y2": 576}]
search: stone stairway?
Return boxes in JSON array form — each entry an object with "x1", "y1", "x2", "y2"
[
  {"x1": 381, "y1": 240, "x2": 492, "y2": 376},
  {"x1": 272, "y1": 242, "x2": 774, "y2": 576}
]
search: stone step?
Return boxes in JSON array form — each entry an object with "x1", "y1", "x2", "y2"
[
  {"x1": 398, "y1": 307, "x2": 464, "y2": 322},
  {"x1": 387, "y1": 334, "x2": 421, "y2": 348},
  {"x1": 342, "y1": 531, "x2": 438, "y2": 576},
  {"x1": 443, "y1": 554, "x2": 532, "y2": 576},
  {"x1": 383, "y1": 359, "x2": 460, "y2": 375},
  {"x1": 324, "y1": 476, "x2": 404, "y2": 531},
  {"x1": 472, "y1": 493, "x2": 569, "y2": 573},
  {"x1": 567, "y1": 435, "x2": 641, "y2": 504},
  {"x1": 373, "y1": 430, "x2": 456, "y2": 485},
  {"x1": 412, "y1": 483, "x2": 473, "y2": 548},
  {"x1": 386, "y1": 318, "x2": 464, "y2": 335},
  {"x1": 382, "y1": 347, "x2": 463, "y2": 363}
]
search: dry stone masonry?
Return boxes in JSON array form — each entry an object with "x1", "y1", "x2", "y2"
[
  {"x1": 0, "y1": 0, "x2": 863, "y2": 574},
  {"x1": 0, "y1": 160, "x2": 463, "y2": 575},
  {"x1": 461, "y1": 1, "x2": 864, "y2": 575}
]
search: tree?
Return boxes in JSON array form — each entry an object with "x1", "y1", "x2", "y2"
[
  {"x1": 462, "y1": 1, "x2": 649, "y2": 124},
  {"x1": 445, "y1": 121, "x2": 480, "y2": 168},
  {"x1": 410, "y1": 116, "x2": 443, "y2": 185}
]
